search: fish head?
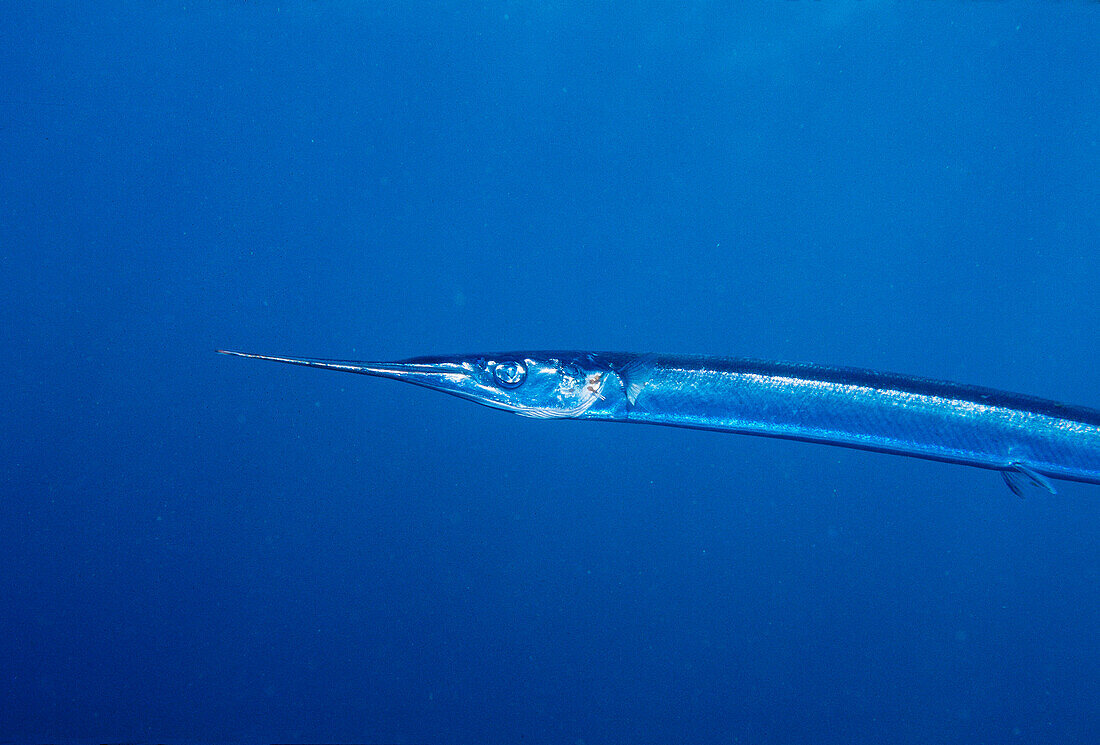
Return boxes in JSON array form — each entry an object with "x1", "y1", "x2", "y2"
[
  {"x1": 397, "y1": 352, "x2": 614, "y2": 419},
  {"x1": 218, "y1": 349, "x2": 619, "y2": 419}
]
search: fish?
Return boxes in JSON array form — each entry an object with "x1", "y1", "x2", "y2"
[{"x1": 217, "y1": 349, "x2": 1100, "y2": 495}]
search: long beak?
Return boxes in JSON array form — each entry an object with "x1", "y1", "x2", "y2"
[{"x1": 216, "y1": 349, "x2": 469, "y2": 388}]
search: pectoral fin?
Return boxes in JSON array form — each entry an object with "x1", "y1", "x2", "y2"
[{"x1": 618, "y1": 353, "x2": 658, "y2": 407}]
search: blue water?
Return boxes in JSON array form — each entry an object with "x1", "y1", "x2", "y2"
[{"x1": 3, "y1": 3, "x2": 1099, "y2": 743}]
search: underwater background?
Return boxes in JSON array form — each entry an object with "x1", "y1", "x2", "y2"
[{"x1": 3, "y1": 2, "x2": 1099, "y2": 743}]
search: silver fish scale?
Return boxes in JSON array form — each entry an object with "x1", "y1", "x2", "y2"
[{"x1": 616, "y1": 356, "x2": 1100, "y2": 486}]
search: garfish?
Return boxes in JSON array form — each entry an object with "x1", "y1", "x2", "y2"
[{"x1": 218, "y1": 349, "x2": 1100, "y2": 495}]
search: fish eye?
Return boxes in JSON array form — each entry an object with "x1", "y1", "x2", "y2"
[{"x1": 492, "y1": 360, "x2": 527, "y2": 388}]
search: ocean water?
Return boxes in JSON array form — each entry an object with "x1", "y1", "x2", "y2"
[{"x1": 3, "y1": 2, "x2": 1099, "y2": 743}]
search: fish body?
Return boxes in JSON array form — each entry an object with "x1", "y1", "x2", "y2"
[{"x1": 219, "y1": 350, "x2": 1100, "y2": 492}]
